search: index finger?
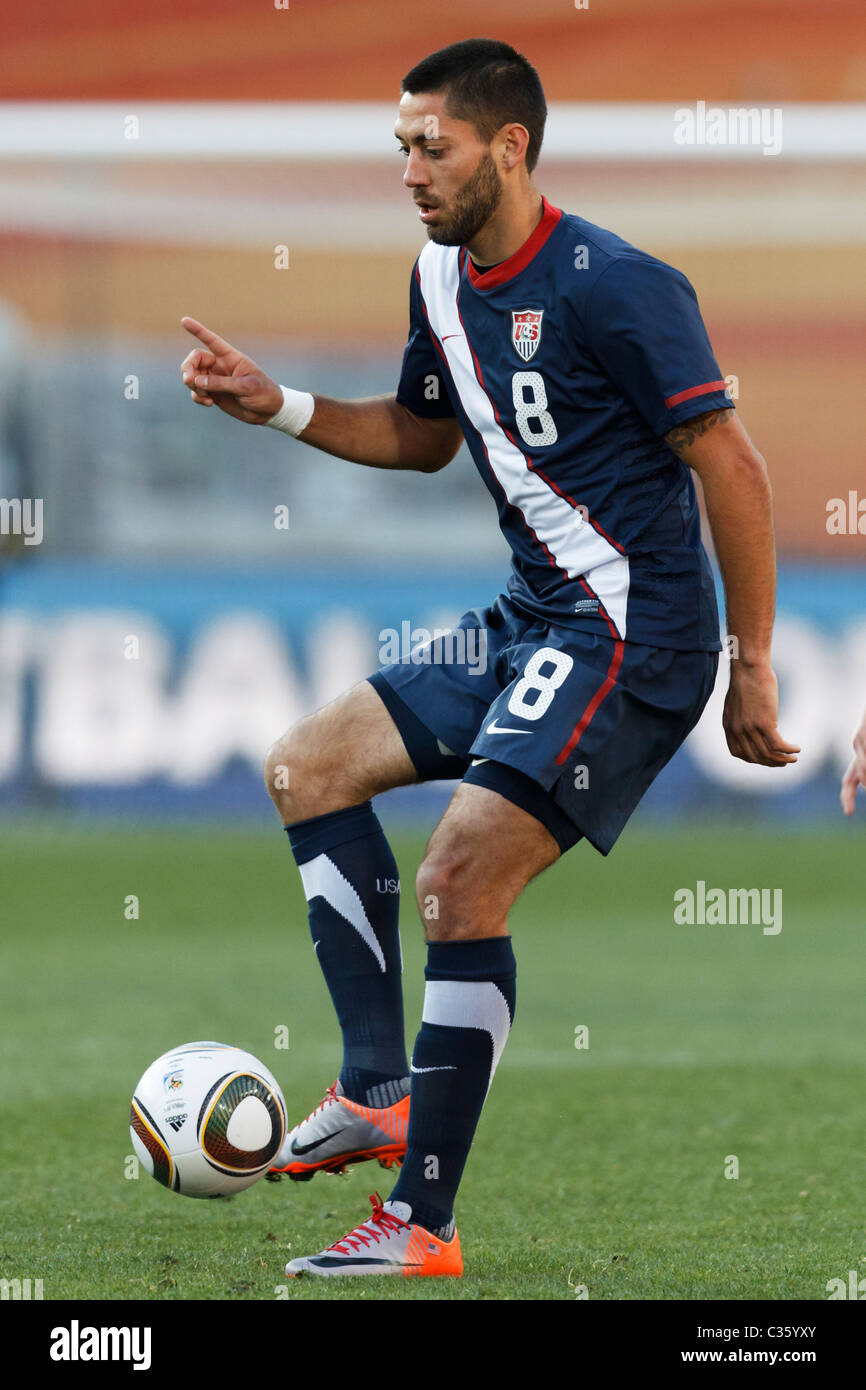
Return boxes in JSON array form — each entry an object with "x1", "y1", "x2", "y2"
[
  {"x1": 181, "y1": 316, "x2": 234, "y2": 356},
  {"x1": 754, "y1": 725, "x2": 800, "y2": 761}
]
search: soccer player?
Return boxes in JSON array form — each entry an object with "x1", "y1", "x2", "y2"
[{"x1": 180, "y1": 39, "x2": 799, "y2": 1278}]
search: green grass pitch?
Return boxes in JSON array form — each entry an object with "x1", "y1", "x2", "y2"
[{"x1": 0, "y1": 817, "x2": 862, "y2": 1302}]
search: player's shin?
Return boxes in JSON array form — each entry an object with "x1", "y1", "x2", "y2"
[
  {"x1": 286, "y1": 802, "x2": 409, "y2": 1105},
  {"x1": 387, "y1": 937, "x2": 516, "y2": 1233}
]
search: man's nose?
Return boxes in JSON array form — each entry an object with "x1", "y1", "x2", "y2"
[{"x1": 403, "y1": 150, "x2": 429, "y2": 189}]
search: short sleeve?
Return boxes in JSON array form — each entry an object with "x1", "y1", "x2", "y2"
[
  {"x1": 586, "y1": 257, "x2": 733, "y2": 437},
  {"x1": 395, "y1": 262, "x2": 456, "y2": 419}
]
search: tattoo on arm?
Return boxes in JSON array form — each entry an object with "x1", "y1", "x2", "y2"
[{"x1": 664, "y1": 408, "x2": 734, "y2": 458}]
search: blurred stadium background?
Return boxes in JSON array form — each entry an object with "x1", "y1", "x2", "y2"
[{"x1": 0, "y1": 0, "x2": 864, "y2": 827}]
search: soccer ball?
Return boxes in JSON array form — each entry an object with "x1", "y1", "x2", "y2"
[{"x1": 129, "y1": 1041, "x2": 287, "y2": 1198}]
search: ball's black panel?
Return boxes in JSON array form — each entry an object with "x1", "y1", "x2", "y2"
[
  {"x1": 196, "y1": 1073, "x2": 232, "y2": 1139},
  {"x1": 130, "y1": 1098, "x2": 173, "y2": 1189},
  {"x1": 199, "y1": 1072, "x2": 284, "y2": 1173}
]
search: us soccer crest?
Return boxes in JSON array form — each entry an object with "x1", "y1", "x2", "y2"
[{"x1": 511, "y1": 308, "x2": 544, "y2": 362}]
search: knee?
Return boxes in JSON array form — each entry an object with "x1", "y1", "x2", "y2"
[
  {"x1": 416, "y1": 844, "x2": 483, "y2": 942},
  {"x1": 263, "y1": 722, "x2": 316, "y2": 822},
  {"x1": 415, "y1": 845, "x2": 464, "y2": 911}
]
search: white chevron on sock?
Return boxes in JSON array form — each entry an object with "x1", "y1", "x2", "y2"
[
  {"x1": 421, "y1": 979, "x2": 511, "y2": 1092},
  {"x1": 299, "y1": 853, "x2": 386, "y2": 972}
]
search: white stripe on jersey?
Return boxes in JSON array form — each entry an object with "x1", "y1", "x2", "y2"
[{"x1": 417, "y1": 243, "x2": 630, "y2": 639}]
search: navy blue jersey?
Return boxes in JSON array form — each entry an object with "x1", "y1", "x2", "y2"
[{"x1": 395, "y1": 198, "x2": 730, "y2": 652}]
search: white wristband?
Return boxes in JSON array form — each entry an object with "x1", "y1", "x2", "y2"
[{"x1": 265, "y1": 385, "x2": 315, "y2": 438}]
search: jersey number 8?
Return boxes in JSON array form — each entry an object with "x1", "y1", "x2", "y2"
[
  {"x1": 512, "y1": 371, "x2": 558, "y2": 448},
  {"x1": 507, "y1": 647, "x2": 574, "y2": 720}
]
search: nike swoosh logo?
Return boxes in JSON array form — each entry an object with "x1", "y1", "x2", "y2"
[
  {"x1": 310, "y1": 1256, "x2": 424, "y2": 1269},
  {"x1": 291, "y1": 1128, "x2": 347, "y2": 1156},
  {"x1": 441, "y1": 333, "x2": 463, "y2": 341},
  {"x1": 485, "y1": 719, "x2": 532, "y2": 736},
  {"x1": 410, "y1": 1063, "x2": 457, "y2": 1074}
]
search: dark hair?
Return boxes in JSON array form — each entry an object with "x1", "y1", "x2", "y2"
[{"x1": 402, "y1": 38, "x2": 547, "y2": 173}]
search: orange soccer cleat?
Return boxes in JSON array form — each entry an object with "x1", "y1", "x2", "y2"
[
  {"x1": 266, "y1": 1080, "x2": 409, "y2": 1182},
  {"x1": 285, "y1": 1192, "x2": 463, "y2": 1278}
]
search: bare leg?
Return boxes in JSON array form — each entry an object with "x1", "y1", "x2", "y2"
[
  {"x1": 264, "y1": 679, "x2": 419, "y2": 823},
  {"x1": 264, "y1": 679, "x2": 424, "y2": 1113},
  {"x1": 387, "y1": 781, "x2": 561, "y2": 1231},
  {"x1": 416, "y1": 781, "x2": 560, "y2": 941}
]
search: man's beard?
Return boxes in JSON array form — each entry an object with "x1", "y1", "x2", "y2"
[{"x1": 426, "y1": 151, "x2": 503, "y2": 247}]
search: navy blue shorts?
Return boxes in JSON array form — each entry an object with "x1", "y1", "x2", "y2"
[{"x1": 369, "y1": 593, "x2": 718, "y2": 856}]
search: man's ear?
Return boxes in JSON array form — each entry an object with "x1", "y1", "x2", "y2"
[{"x1": 499, "y1": 122, "x2": 531, "y2": 170}]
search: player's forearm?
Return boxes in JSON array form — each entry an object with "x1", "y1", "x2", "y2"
[
  {"x1": 665, "y1": 409, "x2": 777, "y2": 667},
  {"x1": 297, "y1": 394, "x2": 449, "y2": 472},
  {"x1": 180, "y1": 318, "x2": 459, "y2": 470},
  {"x1": 700, "y1": 448, "x2": 776, "y2": 667}
]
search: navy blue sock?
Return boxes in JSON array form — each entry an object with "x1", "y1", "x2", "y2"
[
  {"x1": 388, "y1": 936, "x2": 516, "y2": 1234},
  {"x1": 287, "y1": 802, "x2": 409, "y2": 1105}
]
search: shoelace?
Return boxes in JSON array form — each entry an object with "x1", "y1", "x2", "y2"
[
  {"x1": 301, "y1": 1080, "x2": 340, "y2": 1127},
  {"x1": 328, "y1": 1193, "x2": 409, "y2": 1254}
]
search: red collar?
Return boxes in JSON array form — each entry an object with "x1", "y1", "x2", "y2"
[{"x1": 465, "y1": 197, "x2": 562, "y2": 291}]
